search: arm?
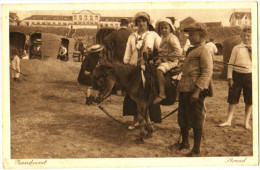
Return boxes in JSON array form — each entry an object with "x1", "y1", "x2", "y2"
[
  {"x1": 168, "y1": 35, "x2": 183, "y2": 58},
  {"x1": 123, "y1": 35, "x2": 133, "y2": 64},
  {"x1": 213, "y1": 44, "x2": 218, "y2": 54},
  {"x1": 227, "y1": 46, "x2": 237, "y2": 79},
  {"x1": 16, "y1": 57, "x2": 20, "y2": 73},
  {"x1": 195, "y1": 47, "x2": 213, "y2": 91}
]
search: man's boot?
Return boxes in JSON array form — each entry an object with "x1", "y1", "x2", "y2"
[
  {"x1": 178, "y1": 127, "x2": 190, "y2": 150},
  {"x1": 187, "y1": 128, "x2": 202, "y2": 157}
]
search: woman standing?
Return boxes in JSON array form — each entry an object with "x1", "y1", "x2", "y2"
[{"x1": 123, "y1": 12, "x2": 162, "y2": 129}]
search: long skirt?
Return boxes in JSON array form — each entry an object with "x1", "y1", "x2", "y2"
[{"x1": 123, "y1": 95, "x2": 162, "y2": 123}]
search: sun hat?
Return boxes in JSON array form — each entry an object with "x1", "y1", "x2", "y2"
[
  {"x1": 155, "y1": 18, "x2": 176, "y2": 34},
  {"x1": 34, "y1": 39, "x2": 42, "y2": 44},
  {"x1": 184, "y1": 22, "x2": 207, "y2": 34},
  {"x1": 87, "y1": 44, "x2": 104, "y2": 53}
]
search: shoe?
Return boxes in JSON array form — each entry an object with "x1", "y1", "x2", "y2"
[{"x1": 128, "y1": 121, "x2": 139, "y2": 130}]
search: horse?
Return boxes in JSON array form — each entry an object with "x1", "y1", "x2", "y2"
[{"x1": 92, "y1": 56, "x2": 181, "y2": 143}]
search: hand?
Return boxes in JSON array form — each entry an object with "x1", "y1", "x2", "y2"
[
  {"x1": 84, "y1": 71, "x2": 91, "y2": 76},
  {"x1": 228, "y1": 78, "x2": 234, "y2": 88},
  {"x1": 147, "y1": 47, "x2": 153, "y2": 55},
  {"x1": 190, "y1": 87, "x2": 201, "y2": 103}
]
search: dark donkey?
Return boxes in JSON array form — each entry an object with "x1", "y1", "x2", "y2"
[{"x1": 93, "y1": 57, "x2": 180, "y2": 142}]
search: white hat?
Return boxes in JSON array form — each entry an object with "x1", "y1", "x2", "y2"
[
  {"x1": 87, "y1": 44, "x2": 104, "y2": 53},
  {"x1": 155, "y1": 18, "x2": 176, "y2": 34}
]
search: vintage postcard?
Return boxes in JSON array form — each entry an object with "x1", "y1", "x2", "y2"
[{"x1": 1, "y1": 1, "x2": 259, "y2": 169}]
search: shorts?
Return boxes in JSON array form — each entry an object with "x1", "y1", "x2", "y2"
[
  {"x1": 157, "y1": 61, "x2": 178, "y2": 73},
  {"x1": 178, "y1": 92, "x2": 206, "y2": 129},
  {"x1": 228, "y1": 71, "x2": 252, "y2": 105}
]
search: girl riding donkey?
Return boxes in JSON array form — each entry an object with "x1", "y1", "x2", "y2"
[{"x1": 153, "y1": 18, "x2": 183, "y2": 104}]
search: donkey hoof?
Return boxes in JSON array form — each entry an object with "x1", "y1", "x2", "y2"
[{"x1": 134, "y1": 138, "x2": 144, "y2": 144}]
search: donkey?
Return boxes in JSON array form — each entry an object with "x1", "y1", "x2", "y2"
[{"x1": 93, "y1": 59, "x2": 180, "y2": 143}]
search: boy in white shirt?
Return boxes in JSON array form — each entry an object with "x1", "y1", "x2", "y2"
[
  {"x1": 218, "y1": 27, "x2": 252, "y2": 130},
  {"x1": 10, "y1": 49, "x2": 21, "y2": 82}
]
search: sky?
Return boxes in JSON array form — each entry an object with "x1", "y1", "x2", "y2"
[{"x1": 13, "y1": 8, "x2": 251, "y2": 27}]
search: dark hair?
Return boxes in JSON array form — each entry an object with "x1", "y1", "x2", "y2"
[
  {"x1": 134, "y1": 16, "x2": 149, "y2": 26},
  {"x1": 120, "y1": 19, "x2": 129, "y2": 26},
  {"x1": 11, "y1": 49, "x2": 18, "y2": 56},
  {"x1": 209, "y1": 38, "x2": 214, "y2": 42}
]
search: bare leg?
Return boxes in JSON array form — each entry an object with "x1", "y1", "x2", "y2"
[
  {"x1": 245, "y1": 104, "x2": 252, "y2": 130},
  {"x1": 218, "y1": 104, "x2": 236, "y2": 127},
  {"x1": 154, "y1": 69, "x2": 166, "y2": 104},
  {"x1": 128, "y1": 115, "x2": 139, "y2": 130}
]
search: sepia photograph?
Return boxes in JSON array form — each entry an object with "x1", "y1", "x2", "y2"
[{"x1": 1, "y1": 1, "x2": 259, "y2": 168}]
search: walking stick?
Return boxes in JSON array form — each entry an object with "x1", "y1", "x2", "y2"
[
  {"x1": 161, "y1": 107, "x2": 179, "y2": 120},
  {"x1": 10, "y1": 67, "x2": 27, "y2": 77},
  {"x1": 214, "y1": 61, "x2": 249, "y2": 69}
]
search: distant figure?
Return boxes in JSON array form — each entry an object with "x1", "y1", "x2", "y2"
[
  {"x1": 57, "y1": 44, "x2": 68, "y2": 61},
  {"x1": 21, "y1": 50, "x2": 29, "y2": 60},
  {"x1": 183, "y1": 35, "x2": 193, "y2": 56},
  {"x1": 218, "y1": 27, "x2": 252, "y2": 130},
  {"x1": 104, "y1": 18, "x2": 132, "y2": 63},
  {"x1": 78, "y1": 41, "x2": 85, "y2": 61},
  {"x1": 206, "y1": 38, "x2": 218, "y2": 56},
  {"x1": 30, "y1": 39, "x2": 42, "y2": 59},
  {"x1": 77, "y1": 44, "x2": 104, "y2": 104},
  {"x1": 10, "y1": 49, "x2": 21, "y2": 82}
]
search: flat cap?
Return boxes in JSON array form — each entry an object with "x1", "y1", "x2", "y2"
[{"x1": 184, "y1": 22, "x2": 207, "y2": 33}]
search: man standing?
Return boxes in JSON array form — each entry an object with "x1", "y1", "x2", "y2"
[
  {"x1": 104, "y1": 18, "x2": 131, "y2": 63},
  {"x1": 218, "y1": 27, "x2": 252, "y2": 130},
  {"x1": 206, "y1": 38, "x2": 218, "y2": 56},
  {"x1": 177, "y1": 22, "x2": 213, "y2": 157}
]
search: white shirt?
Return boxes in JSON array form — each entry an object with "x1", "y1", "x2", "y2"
[
  {"x1": 206, "y1": 42, "x2": 218, "y2": 55},
  {"x1": 123, "y1": 31, "x2": 161, "y2": 66},
  {"x1": 227, "y1": 43, "x2": 252, "y2": 79},
  {"x1": 11, "y1": 55, "x2": 20, "y2": 78}
]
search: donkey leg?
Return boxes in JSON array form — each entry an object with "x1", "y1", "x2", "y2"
[
  {"x1": 134, "y1": 103, "x2": 146, "y2": 144},
  {"x1": 145, "y1": 107, "x2": 154, "y2": 138}
]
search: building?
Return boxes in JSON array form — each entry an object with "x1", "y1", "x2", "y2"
[
  {"x1": 179, "y1": 17, "x2": 196, "y2": 30},
  {"x1": 9, "y1": 12, "x2": 20, "y2": 26},
  {"x1": 204, "y1": 22, "x2": 223, "y2": 28},
  {"x1": 229, "y1": 12, "x2": 251, "y2": 27},
  {"x1": 22, "y1": 15, "x2": 73, "y2": 28},
  {"x1": 99, "y1": 17, "x2": 133, "y2": 28},
  {"x1": 72, "y1": 10, "x2": 100, "y2": 29}
]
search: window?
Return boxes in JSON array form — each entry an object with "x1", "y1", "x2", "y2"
[
  {"x1": 95, "y1": 15, "x2": 98, "y2": 20},
  {"x1": 63, "y1": 23, "x2": 67, "y2": 25},
  {"x1": 58, "y1": 22, "x2": 61, "y2": 25},
  {"x1": 53, "y1": 22, "x2": 56, "y2": 24},
  {"x1": 84, "y1": 15, "x2": 88, "y2": 20},
  {"x1": 37, "y1": 22, "x2": 40, "y2": 24},
  {"x1": 78, "y1": 21, "x2": 81, "y2": 24},
  {"x1": 42, "y1": 22, "x2": 45, "y2": 25},
  {"x1": 32, "y1": 21, "x2": 35, "y2": 24},
  {"x1": 73, "y1": 15, "x2": 77, "y2": 20},
  {"x1": 90, "y1": 15, "x2": 93, "y2": 20},
  {"x1": 105, "y1": 23, "x2": 108, "y2": 27},
  {"x1": 110, "y1": 23, "x2": 113, "y2": 27},
  {"x1": 79, "y1": 15, "x2": 82, "y2": 20}
]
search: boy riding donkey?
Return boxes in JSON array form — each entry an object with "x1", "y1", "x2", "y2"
[{"x1": 177, "y1": 23, "x2": 213, "y2": 157}]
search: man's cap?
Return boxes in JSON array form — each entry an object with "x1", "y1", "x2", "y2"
[
  {"x1": 87, "y1": 44, "x2": 104, "y2": 53},
  {"x1": 184, "y1": 22, "x2": 207, "y2": 34},
  {"x1": 120, "y1": 18, "x2": 129, "y2": 24},
  {"x1": 242, "y1": 26, "x2": 251, "y2": 33}
]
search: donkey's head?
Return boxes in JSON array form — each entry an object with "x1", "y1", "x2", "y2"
[{"x1": 93, "y1": 60, "x2": 116, "y2": 101}]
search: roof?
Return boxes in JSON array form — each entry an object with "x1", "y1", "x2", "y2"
[
  {"x1": 23, "y1": 15, "x2": 73, "y2": 21},
  {"x1": 180, "y1": 17, "x2": 196, "y2": 24},
  {"x1": 204, "y1": 22, "x2": 222, "y2": 28},
  {"x1": 229, "y1": 12, "x2": 251, "y2": 21},
  {"x1": 99, "y1": 16, "x2": 132, "y2": 22},
  {"x1": 72, "y1": 10, "x2": 99, "y2": 15}
]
